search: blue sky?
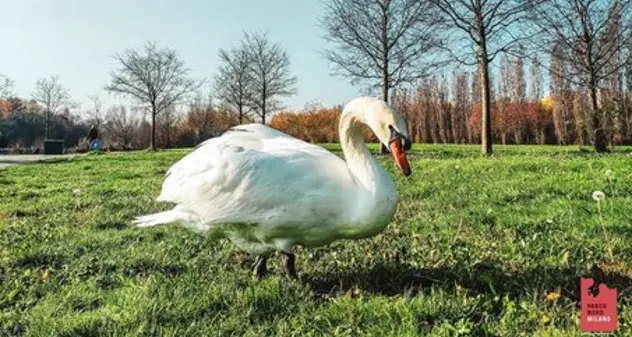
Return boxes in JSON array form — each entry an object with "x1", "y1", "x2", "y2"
[{"x1": 0, "y1": 0, "x2": 365, "y2": 113}]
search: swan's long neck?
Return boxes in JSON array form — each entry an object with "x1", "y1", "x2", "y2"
[
  {"x1": 339, "y1": 108, "x2": 397, "y2": 213},
  {"x1": 337, "y1": 108, "x2": 398, "y2": 238},
  {"x1": 328, "y1": 105, "x2": 400, "y2": 239}
]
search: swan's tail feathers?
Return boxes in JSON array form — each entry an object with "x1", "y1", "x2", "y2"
[{"x1": 133, "y1": 208, "x2": 194, "y2": 228}]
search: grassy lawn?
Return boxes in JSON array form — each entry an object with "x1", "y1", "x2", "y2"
[{"x1": 1, "y1": 144, "x2": 631, "y2": 336}]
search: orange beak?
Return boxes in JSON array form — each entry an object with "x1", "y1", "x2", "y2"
[{"x1": 389, "y1": 139, "x2": 411, "y2": 176}]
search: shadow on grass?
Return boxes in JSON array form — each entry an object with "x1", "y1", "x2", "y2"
[{"x1": 302, "y1": 261, "x2": 632, "y2": 302}]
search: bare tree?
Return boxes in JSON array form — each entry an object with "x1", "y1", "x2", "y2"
[
  {"x1": 87, "y1": 94, "x2": 103, "y2": 127},
  {"x1": 105, "y1": 42, "x2": 202, "y2": 149},
  {"x1": 498, "y1": 54, "x2": 511, "y2": 101},
  {"x1": 183, "y1": 94, "x2": 216, "y2": 143},
  {"x1": 624, "y1": 29, "x2": 632, "y2": 140},
  {"x1": 549, "y1": 41, "x2": 572, "y2": 144},
  {"x1": 103, "y1": 105, "x2": 138, "y2": 150},
  {"x1": 242, "y1": 32, "x2": 297, "y2": 124},
  {"x1": 526, "y1": 0, "x2": 632, "y2": 152},
  {"x1": 529, "y1": 55, "x2": 542, "y2": 101},
  {"x1": 451, "y1": 71, "x2": 471, "y2": 143},
  {"x1": 321, "y1": 0, "x2": 442, "y2": 153},
  {"x1": 429, "y1": 0, "x2": 541, "y2": 154},
  {"x1": 157, "y1": 105, "x2": 180, "y2": 148},
  {"x1": 0, "y1": 73, "x2": 14, "y2": 98},
  {"x1": 512, "y1": 54, "x2": 526, "y2": 102},
  {"x1": 213, "y1": 46, "x2": 253, "y2": 124},
  {"x1": 32, "y1": 75, "x2": 71, "y2": 138}
]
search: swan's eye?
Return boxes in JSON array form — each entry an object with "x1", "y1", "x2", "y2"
[{"x1": 388, "y1": 125, "x2": 400, "y2": 142}]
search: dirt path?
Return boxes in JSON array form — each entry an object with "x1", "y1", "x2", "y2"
[{"x1": 0, "y1": 154, "x2": 80, "y2": 169}]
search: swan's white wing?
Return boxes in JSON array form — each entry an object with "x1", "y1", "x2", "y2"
[{"x1": 156, "y1": 124, "x2": 357, "y2": 231}]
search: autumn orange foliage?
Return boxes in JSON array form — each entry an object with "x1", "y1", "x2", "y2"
[
  {"x1": 0, "y1": 100, "x2": 11, "y2": 119},
  {"x1": 174, "y1": 106, "x2": 255, "y2": 147},
  {"x1": 471, "y1": 100, "x2": 553, "y2": 144},
  {"x1": 270, "y1": 105, "x2": 377, "y2": 143}
]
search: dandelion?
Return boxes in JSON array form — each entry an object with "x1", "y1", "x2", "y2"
[
  {"x1": 546, "y1": 290, "x2": 561, "y2": 302},
  {"x1": 540, "y1": 313, "x2": 551, "y2": 324},
  {"x1": 592, "y1": 190, "x2": 613, "y2": 261},
  {"x1": 605, "y1": 169, "x2": 614, "y2": 178},
  {"x1": 592, "y1": 191, "x2": 605, "y2": 201},
  {"x1": 41, "y1": 269, "x2": 50, "y2": 280}
]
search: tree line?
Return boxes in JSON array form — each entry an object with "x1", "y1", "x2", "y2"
[
  {"x1": 1, "y1": 0, "x2": 631, "y2": 153},
  {"x1": 321, "y1": 0, "x2": 631, "y2": 153}
]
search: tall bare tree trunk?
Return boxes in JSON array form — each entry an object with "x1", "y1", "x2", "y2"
[
  {"x1": 150, "y1": 106, "x2": 156, "y2": 150},
  {"x1": 45, "y1": 110, "x2": 51, "y2": 139},
  {"x1": 380, "y1": 6, "x2": 389, "y2": 155},
  {"x1": 590, "y1": 78, "x2": 607, "y2": 152},
  {"x1": 262, "y1": 88, "x2": 267, "y2": 124},
  {"x1": 479, "y1": 48, "x2": 493, "y2": 154},
  {"x1": 165, "y1": 126, "x2": 171, "y2": 149},
  {"x1": 380, "y1": 75, "x2": 390, "y2": 154},
  {"x1": 262, "y1": 106, "x2": 266, "y2": 124}
]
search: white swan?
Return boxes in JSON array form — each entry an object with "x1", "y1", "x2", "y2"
[{"x1": 133, "y1": 96, "x2": 412, "y2": 279}]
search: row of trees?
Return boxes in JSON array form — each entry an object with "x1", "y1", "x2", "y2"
[
  {"x1": 2, "y1": 62, "x2": 631, "y2": 152},
  {"x1": 0, "y1": 99, "x2": 84, "y2": 151},
  {"x1": 271, "y1": 41, "x2": 632, "y2": 147},
  {"x1": 91, "y1": 95, "x2": 255, "y2": 150},
  {"x1": 0, "y1": 94, "x2": 252, "y2": 152},
  {"x1": 320, "y1": 0, "x2": 631, "y2": 153}
]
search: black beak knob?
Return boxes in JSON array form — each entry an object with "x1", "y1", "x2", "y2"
[
  {"x1": 402, "y1": 137, "x2": 411, "y2": 151},
  {"x1": 388, "y1": 125, "x2": 411, "y2": 150}
]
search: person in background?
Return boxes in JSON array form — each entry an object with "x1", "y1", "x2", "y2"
[{"x1": 87, "y1": 125, "x2": 102, "y2": 152}]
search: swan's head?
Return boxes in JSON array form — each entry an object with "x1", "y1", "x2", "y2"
[{"x1": 363, "y1": 99, "x2": 412, "y2": 176}]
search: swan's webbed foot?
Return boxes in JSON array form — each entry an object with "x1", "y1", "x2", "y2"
[
  {"x1": 252, "y1": 255, "x2": 268, "y2": 280},
  {"x1": 282, "y1": 252, "x2": 298, "y2": 280}
]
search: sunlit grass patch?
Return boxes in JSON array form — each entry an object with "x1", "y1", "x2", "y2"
[{"x1": 1, "y1": 145, "x2": 631, "y2": 336}]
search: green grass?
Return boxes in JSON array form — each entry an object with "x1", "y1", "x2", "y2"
[{"x1": 1, "y1": 144, "x2": 631, "y2": 336}]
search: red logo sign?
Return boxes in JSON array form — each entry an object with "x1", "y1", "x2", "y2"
[{"x1": 580, "y1": 277, "x2": 618, "y2": 333}]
